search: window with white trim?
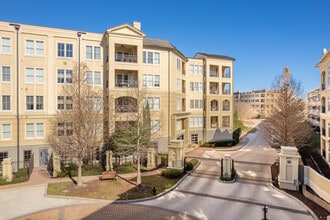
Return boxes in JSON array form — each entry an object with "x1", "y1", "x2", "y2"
[
  {"x1": 177, "y1": 98, "x2": 181, "y2": 110},
  {"x1": 57, "y1": 96, "x2": 73, "y2": 110},
  {"x1": 1, "y1": 37, "x2": 11, "y2": 54},
  {"x1": 190, "y1": 99, "x2": 204, "y2": 109},
  {"x1": 143, "y1": 97, "x2": 160, "y2": 110},
  {"x1": 26, "y1": 96, "x2": 44, "y2": 110},
  {"x1": 57, "y1": 69, "x2": 73, "y2": 84},
  {"x1": 57, "y1": 43, "x2": 73, "y2": 58},
  {"x1": 25, "y1": 40, "x2": 44, "y2": 56},
  {"x1": 177, "y1": 58, "x2": 181, "y2": 70},
  {"x1": 190, "y1": 117, "x2": 203, "y2": 127},
  {"x1": 57, "y1": 123, "x2": 73, "y2": 136},
  {"x1": 2, "y1": 66, "x2": 11, "y2": 82},
  {"x1": 190, "y1": 82, "x2": 203, "y2": 93},
  {"x1": 143, "y1": 51, "x2": 160, "y2": 64},
  {"x1": 189, "y1": 64, "x2": 203, "y2": 75},
  {"x1": 86, "y1": 71, "x2": 101, "y2": 86},
  {"x1": 86, "y1": 45, "x2": 101, "y2": 60},
  {"x1": 1, "y1": 124, "x2": 11, "y2": 140},
  {"x1": 151, "y1": 120, "x2": 160, "y2": 133},
  {"x1": 176, "y1": 78, "x2": 181, "y2": 90},
  {"x1": 26, "y1": 123, "x2": 44, "y2": 139},
  {"x1": 2, "y1": 95, "x2": 10, "y2": 111},
  {"x1": 142, "y1": 74, "x2": 160, "y2": 88},
  {"x1": 25, "y1": 68, "x2": 44, "y2": 84}
]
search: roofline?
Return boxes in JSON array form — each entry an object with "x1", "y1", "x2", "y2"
[{"x1": 195, "y1": 52, "x2": 236, "y2": 61}]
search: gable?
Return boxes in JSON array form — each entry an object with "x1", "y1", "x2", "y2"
[{"x1": 107, "y1": 24, "x2": 145, "y2": 38}]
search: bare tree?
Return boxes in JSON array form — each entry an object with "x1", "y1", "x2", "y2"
[
  {"x1": 234, "y1": 101, "x2": 258, "y2": 120},
  {"x1": 263, "y1": 67, "x2": 311, "y2": 148},
  {"x1": 47, "y1": 63, "x2": 103, "y2": 186}
]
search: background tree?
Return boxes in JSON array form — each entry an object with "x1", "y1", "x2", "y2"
[
  {"x1": 107, "y1": 88, "x2": 155, "y2": 185},
  {"x1": 47, "y1": 63, "x2": 103, "y2": 186},
  {"x1": 263, "y1": 67, "x2": 311, "y2": 148},
  {"x1": 234, "y1": 101, "x2": 257, "y2": 120}
]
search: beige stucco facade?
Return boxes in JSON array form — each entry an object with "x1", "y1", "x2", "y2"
[
  {"x1": 317, "y1": 48, "x2": 330, "y2": 165},
  {"x1": 0, "y1": 21, "x2": 235, "y2": 170}
]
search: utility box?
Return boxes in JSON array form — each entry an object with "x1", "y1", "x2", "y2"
[
  {"x1": 278, "y1": 146, "x2": 301, "y2": 191},
  {"x1": 2, "y1": 158, "x2": 13, "y2": 182}
]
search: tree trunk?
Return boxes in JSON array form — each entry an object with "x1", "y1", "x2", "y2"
[
  {"x1": 77, "y1": 158, "x2": 83, "y2": 186},
  {"x1": 136, "y1": 148, "x2": 141, "y2": 185}
]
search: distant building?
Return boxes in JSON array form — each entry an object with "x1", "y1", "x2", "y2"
[
  {"x1": 233, "y1": 89, "x2": 279, "y2": 118},
  {"x1": 316, "y1": 48, "x2": 330, "y2": 164},
  {"x1": 307, "y1": 88, "x2": 320, "y2": 130}
]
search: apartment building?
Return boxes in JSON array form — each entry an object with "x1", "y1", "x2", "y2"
[
  {"x1": 307, "y1": 87, "x2": 320, "y2": 130},
  {"x1": 234, "y1": 89, "x2": 278, "y2": 118},
  {"x1": 0, "y1": 21, "x2": 235, "y2": 170},
  {"x1": 317, "y1": 48, "x2": 330, "y2": 164}
]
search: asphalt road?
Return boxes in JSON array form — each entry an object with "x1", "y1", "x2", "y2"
[{"x1": 135, "y1": 122, "x2": 315, "y2": 220}]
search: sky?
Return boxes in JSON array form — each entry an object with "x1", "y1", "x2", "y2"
[{"x1": 1, "y1": 0, "x2": 329, "y2": 97}]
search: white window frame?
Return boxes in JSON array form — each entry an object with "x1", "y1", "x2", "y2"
[
  {"x1": 1, "y1": 66, "x2": 10, "y2": 82},
  {"x1": 142, "y1": 74, "x2": 160, "y2": 88},
  {"x1": 26, "y1": 123, "x2": 34, "y2": 139},
  {"x1": 2, "y1": 95, "x2": 10, "y2": 111},
  {"x1": 57, "y1": 42, "x2": 73, "y2": 58},
  {"x1": 151, "y1": 120, "x2": 160, "y2": 133},
  {"x1": 1, "y1": 37, "x2": 11, "y2": 54},
  {"x1": 1, "y1": 124, "x2": 11, "y2": 140}
]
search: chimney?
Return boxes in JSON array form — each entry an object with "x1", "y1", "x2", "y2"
[
  {"x1": 323, "y1": 48, "x2": 327, "y2": 56},
  {"x1": 133, "y1": 21, "x2": 141, "y2": 30}
]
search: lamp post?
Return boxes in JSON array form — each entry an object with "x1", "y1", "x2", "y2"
[
  {"x1": 9, "y1": 23, "x2": 21, "y2": 170},
  {"x1": 262, "y1": 204, "x2": 268, "y2": 220},
  {"x1": 77, "y1": 31, "x2": 86, "y2": 83}
]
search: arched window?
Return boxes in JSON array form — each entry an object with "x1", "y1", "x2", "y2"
[
  {"x1": 223, "y1": 100, "x2": 230, "y2": 111},
  {"x1": 210, "y1": 100, "x2": 218, "y2": 111},
  {"x1": 115, "y1": 96, "x2": 137, "y2": 113}
]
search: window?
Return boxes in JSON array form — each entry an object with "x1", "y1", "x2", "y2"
[
  {"x1": 1, "y1": 37, "x2": 10, "y2": 54},
  {"x1": 26, "y1": 123, "x2": 34, "y2": 138},
  {"x1": 86, "y1": 46, "x2": 101, "y2": 60},
  {"x1": 143, "y1": 97, "x2": 160, "y2": 110},
  {"x1": 142, "y1": 74, "x2": 160, "y2": 88},
  {"x1": 211, "y1": 116, "x2": 218, "y2": 128},
  {"x1": 0, "y1": 152, "x2": 8, "y2": 164},
  {"x1": 57, "y1": 43, "x2": 73, "y2": 58},
  {"x1": 57, "y1": 96, "x2": 72, "y2": 110},
  {"x1": 190, "y1": 82, "x2": 203, "y2": 93},
  {"x1": 151, "y1": 120, "x2": 160, "y2": 133},
  {"x1": 177, "y1": 78, "x2": 181, "y2": 90},
  {"x1": 36, "y1": 123, "x2": 44, "y2": 138},
  {"x1": 2, "y1": 66, "x2": 10, "y2": 82},
  {"x1": 25, "y1": 40, "x2": 34, "y2": 55},
  {"x1": 176, "y1": 120, "x2": 183, "y2": 130},
  {"x1": 24, "y1": 150, "x2": 32, "y2": 167},
  {"x1": 86, "y1": 71, "x2": 101, "y2": 86},
  {"x1": 154, "y1": 52, "x2": 160, "y2": 64},
  {"x1": 36, "y1": 96, "x2": 44, "y2": 110},
  {"x1": 25, "y1": 68, "x2": 34, "y2": 83},
  {"x1": 58, "y1": 123, "x2": 73, "y2": 136},
  {"x1": 35, "y1": 68, "x2": 44, "y2": 83},
  {"x1": 26, "y1": 96, "x2": 34, "y2": 110},
  {"x1": 177, "y1": 58, "x2": 181, "y2": 70},
  {"x1": 223, "y1": 100, "x2": 230, "y2": 111},
  {"x1": 222, "y1": 116, "x2": 230, "y2": 127},
  {"x1": 190, "y1": 99, "x2": 204, "y2": 109},
  {"x1": 176, "y1": 99, "x2": 181, "y2": 110},
  {"x1": 86, "y1": 97, "x2": 102, "y2": 111},
  {"x1": 25, "y1": 40, "x2": 44, "y2": 56},
  {"x1": 57, "y1": 69, "x2": 72, "y2": 83},
  {"x1": 26, "y1": 96, "x2": 43, "y2": 110},
  {"x1": 25, "y1": 68, "x2": 44, "y2": 84},
  {"x1": 223, "y1": 83, "x2": 231, "y2": 94},
  {"x1": 190, "y1": 117, "x2": 203, "y2": 127},
  {"x1": 143, "y1": 51, "x2": 160, "y2": 64},
  {"x1": 1, "y1": 124, "x2": 11, "y2": 140},
  {"x1": 191, "y1": 134, "x2": 198, "y2": 144},
  {"x1": 2, "y1": 95, "x2": 10, "y2": 111}
]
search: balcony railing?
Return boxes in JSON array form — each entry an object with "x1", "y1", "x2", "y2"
[
  {"x1": 211, "y1": 123, "x2": 218, "y2": 128},
  {"x1": 115, "y1": 79, "x2": 137, "y2": 88},
  {"x1": 115, "y1": 54, "x2": 137, "y2": 63},
  {"x1": 210, "y1": 89, "x2": 219, "y2": 94}
]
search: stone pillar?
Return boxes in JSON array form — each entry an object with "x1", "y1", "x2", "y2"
[
  {"x1": 223, "y1": 154, "x2": 232, "y2": 178},
  {"x1": 52, "y1": 154, "x2": 61, "y2": 177},
  {"x1": 278, "y1": 146, "x2": 301, "y2": 191},
  {"x1": 147, "y1": 148, "x2": 156, "y2": 169},
  {"x1": 109, "y1": 151, "x2": 113, "y2": 171},
  {"x1": 168, "y1": 140, "x2": 184, "y2": 169},
  {"x1": 2, "y1": 158, "x2": 13, "y2": 182}
]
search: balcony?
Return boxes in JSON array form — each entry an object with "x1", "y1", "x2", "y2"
[
  {"x1": 209, "y1": 82, "x2": 219, "y2": 94},
  {"x1": 115, "y1": 44, "x2": 137, "y2": 63},
  {"x1": 209, "y1": 65, "x2": 219, "y2": 77},
  {"x1": 115, "y1": 71, "x2": 138, "y2": 88},
  {"x1": 115, "y1": 79, "x2": 137, "y2": 88}
]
